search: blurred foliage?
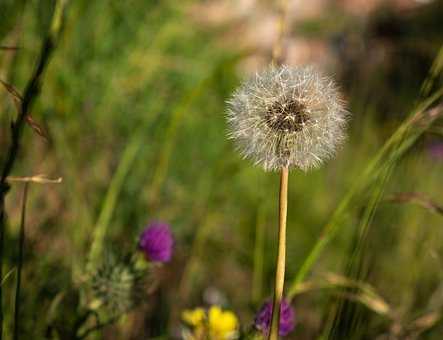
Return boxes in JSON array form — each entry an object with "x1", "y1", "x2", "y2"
[{"x1": 0, "y1": 0, "x2": 443, "y2": 339}]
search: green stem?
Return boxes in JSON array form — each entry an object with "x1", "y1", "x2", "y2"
[
  {"x1": 13, "y1": 183, "x2": 29, "y2": 340},
  {"x1": 88, "y1": 134, "x2": 142, "y2": 268}
]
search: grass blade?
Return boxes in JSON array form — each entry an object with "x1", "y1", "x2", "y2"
[
  {"x1": 88, "y1": 133, "x2": 143, "y2": 267},
  {"x1": 13, "y1": 183, "x2": 29, "y2": 340},
  {"x1": 288, "y1": 97, "x2": 443, "y2": 297}
]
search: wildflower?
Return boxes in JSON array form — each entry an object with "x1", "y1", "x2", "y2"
[
  {"x1": 226, "y1": 64, "x2": 348, "y2": 171},
  {"x1": 182, "y1": 308, "x2": 206, "y2": 327},
  {"x1": 139, "y1": 221, "x2": 174, "y2": 263},
  {"x1": 182, "y1": 305, "x2": 239, "y2": 340},
  {"x1": 254, "y1": 299, "x2": 295, "y2": 337},
  {"x1": 208, "y1": 306, "x2": 239, "y2": 340}
]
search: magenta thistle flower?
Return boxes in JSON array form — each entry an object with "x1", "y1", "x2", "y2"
[
  {"x1": 254, "y1": 299, "x2": 295, "y2": 337},
  {"x1": 139, "y1": 222, "x2": 174, "y2": 263}
]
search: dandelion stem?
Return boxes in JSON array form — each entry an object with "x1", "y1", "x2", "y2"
[
  {"x1": 269, "y1": 166, "x2": 288, "y2": 340},
  {"x1": 13, "y1": 183, "x2": 29, "y2": 340},
  {"x1": 269, "y1": 1, "x2": 289, "y2": 338}
]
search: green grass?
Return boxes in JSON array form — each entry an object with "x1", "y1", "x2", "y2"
[{"x1": 0, "y1": 0, "x2": 443, "y2": 339}]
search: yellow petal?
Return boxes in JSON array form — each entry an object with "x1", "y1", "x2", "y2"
[
  {"x1": 208, "y1": 306, "x2": 239, "y2": 339},
  {"x1": 182, "y1": 308, "x2": 206, "y2": 327}
]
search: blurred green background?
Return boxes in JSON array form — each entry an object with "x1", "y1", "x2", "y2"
[{"x1": 1, "y1": 0, "x2": 443, "y2": 339}]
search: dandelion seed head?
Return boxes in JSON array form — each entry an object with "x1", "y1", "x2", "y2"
[{"x1": 226, "y1": 65, "x2": 348, "y2": 171}]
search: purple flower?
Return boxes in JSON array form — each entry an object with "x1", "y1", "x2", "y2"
[
  {"x1": 254, "y1": 299, "x2": 295, "y2": 337},
  {"x1": 139, "y1": 222, "x2": 174, "y2": 263}
]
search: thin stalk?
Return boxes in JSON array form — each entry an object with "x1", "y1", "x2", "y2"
[
  {"x1": 268, "y1": 0, "x2": 289, "y2": 337},
  {"x1": 0, "y1": 2, "x2": 66, "y2": 337},
  {"x1": 88, "y1": 132, "x2": 142, "y2": 268},
  {"x1": 14, "y1": 183, "x2": 29, "y2": 340},
  {"x1": 269, "y1": 166, "x2": 289, "y2": 340}
]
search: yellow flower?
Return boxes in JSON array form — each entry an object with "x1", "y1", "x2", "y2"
[
  {"x1": 181, "y1": 306, "x2": 239, "y2": 340},
  {"x1": 208, "y1": 306, "x2": 239, "y2": 340},
  {"x1": 182, "y1": 308, "x2": 206, "y2": 327}
]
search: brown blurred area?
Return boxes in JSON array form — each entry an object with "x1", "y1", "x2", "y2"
[{"x1": 190, "y1": 0, "x2": 442, "y2": 116}]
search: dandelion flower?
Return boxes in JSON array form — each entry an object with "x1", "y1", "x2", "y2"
[
  {"x1": 226, "y1": 64, "x2": 348, "y2": 340},
  {"x1": 254, "y1": 299, "x2": 295, "y2": 337},
  {"x1": 139, "y1": 221, "x2": 174, "y2": 263},
  {"x1": 226, "y1": 64, "x2": 348, "y2": 171}
]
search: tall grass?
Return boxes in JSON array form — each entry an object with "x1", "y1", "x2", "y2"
[
  {"x1": 0, "y1": 1, "x2": 66, "y2": 338},
  {"x1": 288, "y1": 88, "x2": 443, "y2": 298}
]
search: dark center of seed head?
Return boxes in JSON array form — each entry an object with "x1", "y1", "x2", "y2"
[{"x1": 265, "y1": 99, "x2": 309, "y2": 133}]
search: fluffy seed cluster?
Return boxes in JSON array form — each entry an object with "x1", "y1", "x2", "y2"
[{"x1": 226, "y1": 65, "x2": 348, "y2": 171}]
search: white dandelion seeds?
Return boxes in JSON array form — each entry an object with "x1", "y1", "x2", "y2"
[{"x1": 226, "y1": 65, "x2": 348, "y2": 171}]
